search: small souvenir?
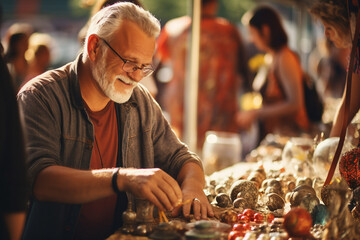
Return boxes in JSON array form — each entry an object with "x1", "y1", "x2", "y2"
[
  {"x1": 283, "y1": 207, "x2": 312, "y2": 238},
  {"x1": 339, "y1": 147, "x2": 360, "y2": 189}
]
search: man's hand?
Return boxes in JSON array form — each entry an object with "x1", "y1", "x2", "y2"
[
  {"x1": 117, "y1": 168, "x2": 182, "y2": 212},
  {"x1": 236, "y1": 110, "x2": 258, "y2": 130},
  {"x1": 173, "y1": 162, "x2": 214, "y2": 220},
  {"x1": 171, "y1": 182, "x2": 214, "y2": 220}
]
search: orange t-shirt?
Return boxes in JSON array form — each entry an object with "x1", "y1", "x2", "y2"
[{"x1": 75, "y1": 101, "x2": 118, "y2": 240}]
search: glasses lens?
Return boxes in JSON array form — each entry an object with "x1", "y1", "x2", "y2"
[
  {"x1": 122, "y1": 62, "x2": 137, "y2": 73},
  {"x1": 123, "y1": 62, "x2": 154, "y2": 77},
  {"x1": 142, "y1": 68, "x2": 154, "y2": 77}
]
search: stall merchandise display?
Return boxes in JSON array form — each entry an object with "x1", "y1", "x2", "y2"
[{"x1": 108, "y1": 134, "x2": 360, "y2": 240}]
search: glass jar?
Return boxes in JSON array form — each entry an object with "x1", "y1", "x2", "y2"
[
  {"x1": 281, "y1": 137, "x2": 314, "y2": 177},
  {"x1": 202, "y1": 131, "x2": 242, "y2": 175}
]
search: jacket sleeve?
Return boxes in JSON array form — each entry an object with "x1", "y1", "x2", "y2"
[{"x1": 17, "y1": 87, "x2": 61, "y2": 193}]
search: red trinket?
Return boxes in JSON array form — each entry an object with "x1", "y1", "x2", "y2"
[
  {"x1": 236, "y1": 213, "x2": 243, "y2": 222},
  {"x1": 283, "y1": 207, "x2": 312, "y2": 237},
  {"x1": 237, "y1": 213, "x2": 244, "y2": 220},
  {"x1": 254, "y1": 213, "x2": 264, "y2": 223},
  {"x1": 339, "y1": 147, "x2": 360, "y2": 189},
  {"x1": 266, "y1": 213, "x2": 275, "y2": 223},
  {"x1": 242, "y1": 223, "x2": 251, "y2": 231},
  {"x1": 228, "y1": 230, "x2": 245, "y2": 240},
  {"x1": 232, "y1": 223, "x2": 244, "y2": 232},
  {"x1": 242, "y1": 209, "x2": 255, "y2": 220},
  {"x1": 240, "y1": 215, "x2": 250, "y2": 223}
]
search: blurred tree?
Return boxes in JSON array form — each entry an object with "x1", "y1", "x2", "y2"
[
  {"x1": 142, "y1": 0, "x2": 188, "y2": 26},
  {"x1": 219, "y1": 0, "x2": 255, "y2": 24},
  {"x1": 70, "y1": 0, "x2": 93, "y2": 17},
  {"x1": 142, "y1": 0, "x2": 255, "y2": 26}
]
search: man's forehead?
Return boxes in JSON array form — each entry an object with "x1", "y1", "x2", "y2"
[{"x1": 109, "y1": 20, "x2": 155, "y2": 64}]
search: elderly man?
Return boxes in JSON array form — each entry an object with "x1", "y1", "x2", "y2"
[{"x1": 18, "y1": 3, "x2": 213, "y2": 239}]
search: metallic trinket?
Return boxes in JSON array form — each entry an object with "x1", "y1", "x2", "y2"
[
  {"x1": 134, "y1": 198, "x2": 156, "y2": 235},
  {"x1": 185, "y1": 221, "x2": 220, "y2": 240},
  {"x1": 121, "y1": 200, "x2": 137, "y2": 234},
  {"x1": 149, "y1": 222, "x2": 182, "y2": 240}
]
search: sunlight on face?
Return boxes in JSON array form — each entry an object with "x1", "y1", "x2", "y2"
[
  {"x1": 92, "y1": 54, "x2": 137, "y2": 104},
  {"x1": 322, "y1": 21, "x2": 351, "y2": 49},
  {"x1": 249, "y1": 26, "x2": 267, "y2": 52}
]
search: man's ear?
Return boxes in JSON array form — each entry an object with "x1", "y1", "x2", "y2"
[{"x1": 87, "y1": 34, "x2": 100, "y2": 62}]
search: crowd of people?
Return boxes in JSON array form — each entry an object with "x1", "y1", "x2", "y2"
[{"x1": 1, "y1": 0, "x2": 359, "y2": 239}]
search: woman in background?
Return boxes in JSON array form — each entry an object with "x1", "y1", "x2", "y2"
[
  {"x1": 238, "y1": 5, "x2": 309, "y2": 139},
  {"x1": 3, "y1": 25, "x2": 31, "y2": 91},
  {"x1": 310, "y1": 0, "x2": 360, "y2": 137}
]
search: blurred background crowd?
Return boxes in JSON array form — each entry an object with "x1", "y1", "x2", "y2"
[
  {"x1": 1, "y1": 0, "x2": 351, "y2": 155},
  {"x1": 2, "y1": 0, "x2": 360, "y2": 239}
]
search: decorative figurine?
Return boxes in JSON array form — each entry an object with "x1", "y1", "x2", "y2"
[
  {"x1": 229, "y1": 180, "x2": 258, "y2": 209},
  {"x1": 321, "y1": 179, "x2": 360, "y2": 239},
  {"x1": 266, "y1": 193, "x2": 285, "y2": 211},
  {"x1": 214, "y1": 193, "x2": 231, "y2": 208},
  {"x1": 288, "y1": 184, "x2": 317, "y2": 208},
  {"x1": 134, "y1": 198, "x2": 156, "y2": 236},
  {"x1": 121, "y1": 200, "x2": 137, "y2": 234}
]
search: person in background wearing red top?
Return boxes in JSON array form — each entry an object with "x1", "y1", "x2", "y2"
[
  {"x1": 155, "y1": 0, "x2": 250, "y2": 150},
  {"x1": 18, "y1": 3, "x2": 213, "y2": 240}
]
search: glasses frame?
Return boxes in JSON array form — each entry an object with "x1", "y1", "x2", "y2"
[{"x1": 99, "y1": 37, "x2": 154, "y2": 77}]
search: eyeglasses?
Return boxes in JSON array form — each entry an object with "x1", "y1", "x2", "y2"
[{"x1": 99, "y1": 37, "x2": 154, "y2": 78}]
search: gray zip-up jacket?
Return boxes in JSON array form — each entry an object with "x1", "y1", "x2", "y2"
[{"x1": 17, "y1": 54, "x2": 202, "y2": 239}]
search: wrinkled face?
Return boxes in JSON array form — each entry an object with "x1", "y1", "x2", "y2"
[
  {"x1": 92, "y1": 20, "x2": 156, "y2": 103},
  {"x1": 322, "y1": 21, "x2": 351, "y2": 49},
  {"x1": 249, "y1": 25, "x2": 268, "y2": 52}
]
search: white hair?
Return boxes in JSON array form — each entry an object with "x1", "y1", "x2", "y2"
[{"x1": 82, "y1": 2, "x2": 160, "y2": 61}]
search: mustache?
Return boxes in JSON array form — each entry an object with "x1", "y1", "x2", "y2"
[{"x1": 116, "y1": 75, "x2": 138, "y2": 87}]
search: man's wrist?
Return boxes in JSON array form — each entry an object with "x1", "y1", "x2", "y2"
[{"x1": 181, "y1": 178, "x2": 205, "y2": 190}]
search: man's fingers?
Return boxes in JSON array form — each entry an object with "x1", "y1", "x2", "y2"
[
  {"x1": 201, "y1": 203, "x2": 208, "y2": 219},
  {"x1": 182, "y1": 198, "x2": 192, "y2": 218},
  {"x1": 162, "y1": 173, "x2": 182, "y2": 203},
  {"x1": 171, "y1": 205, "x2": 181, "y2": 217},
  {"x1": 158, "y1": 176, "x2": 182, "y2": 208},
  {"x1": 142, "y1": 188, "x2": 167, "y2": 211},
  {"x1": 151, "y1": 185, "x2": 176, "y2": 211},
  {"x1": 207, "y1": 203, "x2": 214, "y2": 217},
  {"x1": 192, "y1": 198, "x2": 201, "y2": 220}
]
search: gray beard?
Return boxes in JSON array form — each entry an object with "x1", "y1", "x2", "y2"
[{"x1": 92, "y1": 58, "x2": 136, "y2": 104}]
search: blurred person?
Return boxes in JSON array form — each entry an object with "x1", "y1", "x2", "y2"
[
  {"x1": 237, "y1": 5, "x2": 310, "y2": 139},
  {"x1": 78, "y1": 0, "x2": 158, "y2": 98},
  {"x1": 310, "y1": 0, "x2": 360, "y2": 137},
  {"x1": 155, "y1": 0, "x2": 250, "y2": 150},
  {"x1": 23, "y1": 33, "x2": 52, "y2": 85},
  {"x1": 0, "y1": 41, "x2": 28, "y2": 239},
  {"x1": 312, "y1": 38, "x2": 349, "y2": 99},
  {"x1": 3, "y1": 23, "x2": 32, "y2": 91},
  {"x1": 18, "y1": 3, "x2": 213, "y2": 239}
]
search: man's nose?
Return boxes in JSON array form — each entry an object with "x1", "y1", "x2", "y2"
[{"x1": 128, "y1": 70, "x2": 143, "y2": 82}]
